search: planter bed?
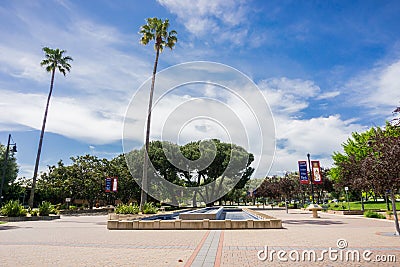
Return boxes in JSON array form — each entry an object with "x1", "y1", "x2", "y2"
[
  {"x1": 0, "y1": 215, "x2": 60, "y2": 222},
  {"x1": 59, "y1": 208, "x2": 114, "y2": 215}
]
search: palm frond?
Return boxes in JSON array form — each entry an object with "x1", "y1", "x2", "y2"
[
  {"x1": 41, "y1": 47, "x2": 72, "y2": 75},
  {"x1": 139, "y1": 17, "x2": 177, "y2": 51}
]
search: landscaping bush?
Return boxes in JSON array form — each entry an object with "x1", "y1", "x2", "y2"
[
  {"x1": 0, "y1": 200, "x2": 27, "y2": 217},
  {"x1": 115, "y1": 203, "x2": 139, "y2": 214},
  {"x1": 39, "y1": 201, "x2": 53, "y2": 216},
  {"x1": 30, "y1": 209, "x2": 39, "y2": 216},
  {"x1": 364, "y1": 210, "x2": 386, "y2": 219},
  {"x1": 142, "y1": 202, "x2": 158, "y2": 214}
]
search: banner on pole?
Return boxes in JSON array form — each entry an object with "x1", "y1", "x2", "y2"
[
  {"x1": 112, "y1": 177, "x2": 118, "y2": 192},
  {"x1": 298, "y1": 161, "x2": 309, "y2": 184},
  {"x1": 105, "y1": 177, "x2": 118, "y2": 192},
  {"x1": 105, "y1": 177, "x2": 112, "y2": 192},
  {"x1": 311, "y1": 161, "x2": 322, "y2": 184}
]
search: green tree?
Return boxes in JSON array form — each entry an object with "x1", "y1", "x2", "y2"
[
  {"x1": 29, "y1": 47, "x2": 72, "y2": 208},
  {"x1": 68, "y1": 155, "x2": 108, "y2": 208},
  {"x1": 139, "y1": 18, "x2": 177, "y2": 209},
  {"x1": 36, "y1": 160, "x2": 73, "y2": 204},
  {"x1": 0, "y1": 143, "x2": 19, "y2": 203},
  {"x1": 333, "y1": 124, "x2": 400, "y2": 235},
  {"x1": 35, "y1": 154, "x2": 142, "y2": 207},
  {"x1": 124, "y1": 139, "x2": 253, "y2": 206},
  {"x1": 108, "y1": 154, "x2": 141, "y2": 204},
  {"x1": 360, "y1": 130, "x2": 400, "y2": 235},
  {"x1": 180, "y1": 139, "x2": 254, "y2": 206}
]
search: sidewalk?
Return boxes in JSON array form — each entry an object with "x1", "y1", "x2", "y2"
[{"x1": 0, "y1": 209, "x2": 399, "y2": 266}]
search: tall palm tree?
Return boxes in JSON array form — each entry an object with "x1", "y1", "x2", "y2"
[
  {"x1": 28, "y1": 47, "x2": 72, "y2": 208},
  {"x1": 139, "y1": 18, "x2": 177, "y2": 209}
]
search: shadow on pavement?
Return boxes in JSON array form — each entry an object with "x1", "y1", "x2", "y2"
[{"x1": 283, "y1": 219, "x2": 345, "y2": 225}]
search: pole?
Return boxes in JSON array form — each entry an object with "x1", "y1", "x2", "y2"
[
  {"x1": 390, "y1": 190, "x2": 400, "y2": 236},
  {"x1": 0, "y1": 134, "x2": 11, "y2": 206},
  {"x1": 307, "y1": 153, "x2": 315, "y2": 204}
]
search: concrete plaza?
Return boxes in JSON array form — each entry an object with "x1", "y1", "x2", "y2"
[{"x1": 0, "y1": 208, "x2": 399, "y2": 266}]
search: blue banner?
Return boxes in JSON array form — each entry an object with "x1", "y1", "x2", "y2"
[
  {"x1": 105, "y1": 177, "x2": 112, "y2": 192},
  {"x1": 298, "y1": 161, "x2": 309, "y2": 184}
]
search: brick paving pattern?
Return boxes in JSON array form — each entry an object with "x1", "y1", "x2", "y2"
[{"x1": 1, "y1": 208, "x2": 399, "y2": 266}]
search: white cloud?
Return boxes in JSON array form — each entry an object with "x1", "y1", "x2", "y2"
[
  {"x1": 157, "y1": 0, "x2": 254, "y2": 46},
  {"x1": 259, "y1": 77, "x2": 321, "y2": 115},
  {"x1": 0, "y1": 1, "x2": 153, "y2": 145},
  {"x1": 256, "y1": 77, "x2": 365, "y2": 174},
  {"x1": 0, "y1": 1, "x2": 372, "y2": 179},
  {"x1": 347, "y1": 59, "x2": 400, "y2": 114},
  {"x1": 269, "y1": 115, "x2": 365, "y2": 174},
  {"x1": 0, "y1": 90, "x2": 123, "y2": 144},
  {"x1": 316, "y1": 91, "x2": 341, "y2": 100}
]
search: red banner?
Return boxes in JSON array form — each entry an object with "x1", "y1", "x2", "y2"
[
  {"x1": 112, "y1": 177, "x2": 118, "y2": 192},
  {"x1": 105, "y1": 177, "x2": 118, "y2": 192},
  {"x1": 311, "y1": 161, "x2": 322, "y2": 184}
]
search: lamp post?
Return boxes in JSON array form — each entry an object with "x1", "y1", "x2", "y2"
[
  {"x1": 1, "y1": 134, "x2": 17, "y2": 206},
  {"x1": 307, "y1": 153, "x2": 315, "y2": 204}
]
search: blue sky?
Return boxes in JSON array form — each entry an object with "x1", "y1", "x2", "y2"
[{"x1": 1, "y1": 0, "x2": 400, "y2": 179}]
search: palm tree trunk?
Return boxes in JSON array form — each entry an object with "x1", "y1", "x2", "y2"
[
  {"x1": 140, "y1": 47, "x2": 160, "y2": 210},
  {"x1": 28, "y1": 68, "x2": 56, "y2": 208}
]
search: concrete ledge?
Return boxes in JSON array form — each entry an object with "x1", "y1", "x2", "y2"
[
  {"x1": 270, "y1": 219, "x2": 282, "y2": 228},
  {"x1": 0, "y1": 215, "x2": 60, "y2": 222},
  {"x1": 327, "y1": 210, "x2": 364, "y2": 215},
  {"x1": 107, "y1": 209, "x2": 282, "y2": 230},
  {"x1": 118, "y1": 220, "x2": 133, "y2": 230},
  {"x1": 179, "y1": 207, "x2": 224, "y2": 220},
  {"x1": 107, "y1": 220, "x2": 119, "y2": 230},
  {"x1": 242, "y1": 208, "x2": 274, "y2": 219},
  {"x1": 139, "y1": 220, "x2": 156, "y2": 229},
  {"x1": 181, "y1": 220, "x2": 203, "y2": 229},
  {"x1": 159, "y1": 220, "x2": 175, "y2": 229},
  {"x1": 209, "y1": 220, "x2": 226, "y2": 229}
]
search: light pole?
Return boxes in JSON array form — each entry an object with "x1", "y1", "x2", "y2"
[
  {"x1": 1, "y1": 134, "x2": 17, "y2": 206},
  {"x1": 307, "y1": 153, "x2": 315, "y2": 204}
]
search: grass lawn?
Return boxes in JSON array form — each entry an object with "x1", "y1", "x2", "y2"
[
  {"x1": 327, "y1": 201, "x2": 400, "y2": 211},
  {"x1": 0, "y1": 221, "x2": 6, "y2": 224}
]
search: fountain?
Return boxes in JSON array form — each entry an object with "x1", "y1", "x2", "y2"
[{"x1": 107, "y1": 207, "x2": 282, "y2": 230}]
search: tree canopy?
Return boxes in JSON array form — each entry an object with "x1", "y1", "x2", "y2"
[{"x1": 0, "y1": 143, "x2": 19, "y2": 203}]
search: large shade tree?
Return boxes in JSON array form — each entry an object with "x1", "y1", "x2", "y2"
[
  {"x1": 28, "y1": 47, "x2": 72, "y2": 208},
  {"x1": 334, "y1": 125, "x2": 400, "y2": 235},
  {"x1": 138, "y1": 18, "x2": 177, "y2": 209}
]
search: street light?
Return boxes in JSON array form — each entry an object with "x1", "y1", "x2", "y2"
[
  {"x1": 307, "y1": 153, "x2": 315, "y2": 204},
  {"x1": 1, "y1": 134, "x2": 17, "y2": 206}
]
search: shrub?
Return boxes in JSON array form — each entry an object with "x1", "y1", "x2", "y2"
[
  {"x1": 30, "y1": 209, "x2": 39, "y2": 216},
  {"x1": 278, "y1": 202, "x2": 285, "y2": 207},
  {"x1": 39, "y1": 201, "x2": 52, "y2": 216},
  {"x1": 142, "y1": 202, "x2": 158, "y2": 214},
  {"x1": 0, "y1": 200, "x2": 27, "y2": 217},
  {"x1": 115, "y1": 203, "x2": 139, "y2": 214},
  {"x1": 69, "y1": 205, "x2": 77, "y2": 210},
  {"x1": 364, "y1": 210, "x2": 386, "y2": 219}
]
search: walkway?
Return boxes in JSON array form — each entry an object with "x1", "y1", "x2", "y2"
[{"x1": 0, "y1": 209, "x2": 399, "y2": 266}]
